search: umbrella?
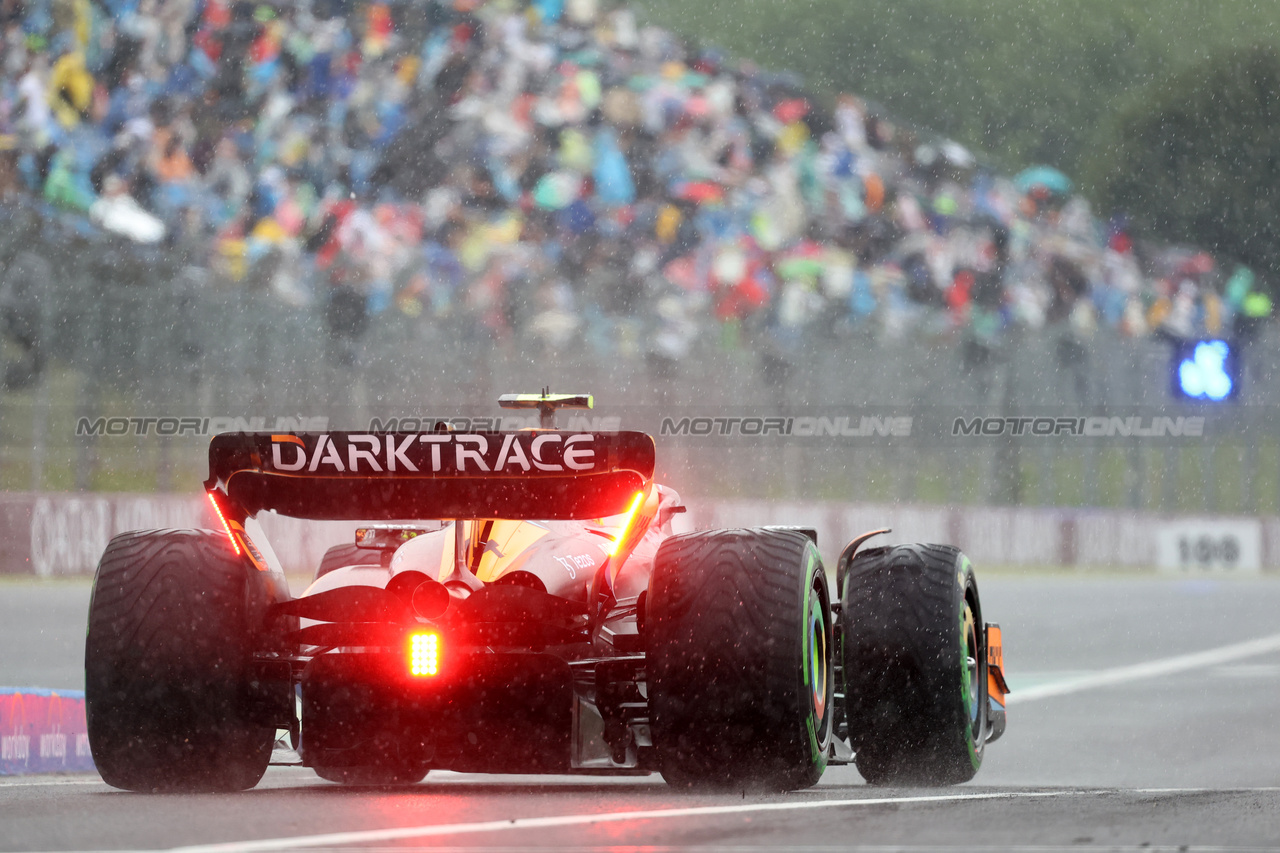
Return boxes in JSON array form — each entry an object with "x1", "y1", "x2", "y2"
[
  {"x1": 90, "y1": 195, "x2": 167, "y2": 244},
  {"x1": 533, "y1": 171, "x2": 581, "y2": 210},
  {"x1": 773, "y1": 98, "x2": 810, "y2": 124},
  {"x1": 776, "y1": 255, "x2": 824, "y2": 283},
  {"x1": 1014, "y1": 166, "x2": 1072, "y2": 196},
  {"x1": 663, "y1": 256, "x2": 702, "y2": 291},
  {"x1": 673, "y1": 181, "x2": 724, "y2": 205},
  {"x1": 941, "y1": 140, "x2": 975, "y2": 168}
]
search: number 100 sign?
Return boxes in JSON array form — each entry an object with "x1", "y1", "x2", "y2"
[{"x1": 1156, "y1": 519, "x2": 1262, "y2": 574}]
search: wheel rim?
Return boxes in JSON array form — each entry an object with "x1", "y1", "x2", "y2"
[
  {"x1": 807, "y1": 581, "x2": 828, "y2": 724},
  {"x1": 962, "y1": 600, "x2": 980, "y2": 735}
]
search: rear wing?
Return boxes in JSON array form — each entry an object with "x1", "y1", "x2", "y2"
[{"x1": 204, "y1": 431, "x2": 655, "y2": 521}]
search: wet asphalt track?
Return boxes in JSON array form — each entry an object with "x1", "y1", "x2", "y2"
[{"x1": 2, "y1": 573, "x2": 1280, "y2": 852}]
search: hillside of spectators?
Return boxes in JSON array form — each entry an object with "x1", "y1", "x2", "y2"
[{"x1": 0, "y1": 0, "x2": 1272, "y2": 372}]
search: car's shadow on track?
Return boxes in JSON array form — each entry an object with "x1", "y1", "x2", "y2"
[
  {"x1": 89, "y1": 767, "x2": 1073, "y2": 800},
  {"x1": 270, "y1": 782, "x2": 666, "y2": 796},
  {"x1": 92, "y1": 780, "x2": 665, "y2": 798},
  {"x1": 249, "y1": 781, "x2": 1086, "y2": 802}
]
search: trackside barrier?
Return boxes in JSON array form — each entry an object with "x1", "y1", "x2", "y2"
[
  {"x1": 0, "y1": 493, "x2": 1276, "y2": 575},
  {"x1": 689, "y1": 501, "x2": 1280, "y2": 572},
  {"x1": 0, "y1": 493, "x2": 361, "y2": 576},
  {"x1": 0, "y1": 688, "x2": 94, "y2": 775}
]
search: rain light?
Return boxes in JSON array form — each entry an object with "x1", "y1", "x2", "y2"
[{"x1": 408, "y1": 632, "x2": 440, "y2": 677}]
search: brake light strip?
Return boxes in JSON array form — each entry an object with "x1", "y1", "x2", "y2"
[{"x1": 206, "y1": 491, "x2": 243, "y2": 556}]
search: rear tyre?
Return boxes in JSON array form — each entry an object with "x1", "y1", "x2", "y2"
[
  {"x1": 85, "y1": 529, "x2": 278, "y2": 792},
  {"x1": 649, "y1": 529, "x2": 832, "y2": 791},
  {"x1": 315, "y1": 543, "x2": 384, "y2": 580},
  {"x1": 840, "y1": 544, "x2": 985, "y2": 786}
]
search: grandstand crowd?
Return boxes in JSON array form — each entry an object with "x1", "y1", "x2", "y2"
[{"x1": 0, "y1": 0, "x2": 1271, "y2": 366}]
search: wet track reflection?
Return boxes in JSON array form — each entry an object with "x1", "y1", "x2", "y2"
[{"x1": 3, "y1": 575, "x2": 1280, "y2": 851}]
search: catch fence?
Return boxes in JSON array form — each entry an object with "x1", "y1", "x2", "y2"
[{"x1": 2, "y1": 199, "x2": 1278, "y2": 514}]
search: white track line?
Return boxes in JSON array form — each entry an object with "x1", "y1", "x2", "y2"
[
  {"x1": 1133, "y1": 787, "x2": 1280, "y2": 794},
  {"x1": 295, "y1": 848, "x2": 1280, "y2": 853},
  {"x1": 1008, "y1": 631, "x2": 1280, "y2": 704},
  {"x1": 0, "y1": 777, "x2": 102, "y2": 787},
  {"x1": 162, "y1": 791, "x2": 1077, "y2": 853}
]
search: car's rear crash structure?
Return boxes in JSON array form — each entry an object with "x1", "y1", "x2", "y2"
[{"x1": 85, "y1": 395, "x2": 1008, "y2": 792}]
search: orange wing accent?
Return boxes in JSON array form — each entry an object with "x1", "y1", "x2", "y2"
[{"x1": 986, "y1": 624, "x2": 1009, "y2": 705}]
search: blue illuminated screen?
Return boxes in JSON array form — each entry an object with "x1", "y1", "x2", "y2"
[{"x1": 1177, "y1": 340, "x2": 1234, "y2": 401}]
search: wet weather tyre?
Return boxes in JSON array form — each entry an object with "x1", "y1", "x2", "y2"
[
  {"x1": 315, "y1": 543, "x2": 383, "y2": 580},
  {"x1": 840, "y1": 544, "x2": 985, "y2": 786},
  {"x1": 85, "y1": 529, "x2": 277, "y2": 792},
  {"x1": 648, "y1": 529, "x2": 833, "y2": 791}
]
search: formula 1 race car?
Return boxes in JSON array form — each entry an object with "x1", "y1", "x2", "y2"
[{"x1": 84, "y1": 393, "x2": 1008, "y2": 792}]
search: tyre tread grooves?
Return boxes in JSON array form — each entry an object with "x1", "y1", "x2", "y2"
[
  {"x1": 841, "y1": 543, "x2": 981, "y2": 785},
  {"x1": 649, "y1": 528, "x2": 830, "y2": 791},
  {"x1": 85, "y1": 528, "x2": 275, "y2": 792}
]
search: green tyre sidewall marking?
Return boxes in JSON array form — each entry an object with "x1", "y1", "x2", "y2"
[
  {"x1": 800, "y1": 541, "x2": 828, "y2": 772},
  {"x1": 802, "y1": 547, "x2": 814, "y2": 690},
  {"x1": 957, "y1": 554, "x2": 982, "y2": 771}
]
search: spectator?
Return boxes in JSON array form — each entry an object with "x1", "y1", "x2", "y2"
[{"x1": 0, "y1": 0, "x2": 1254, "y2": 363}]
